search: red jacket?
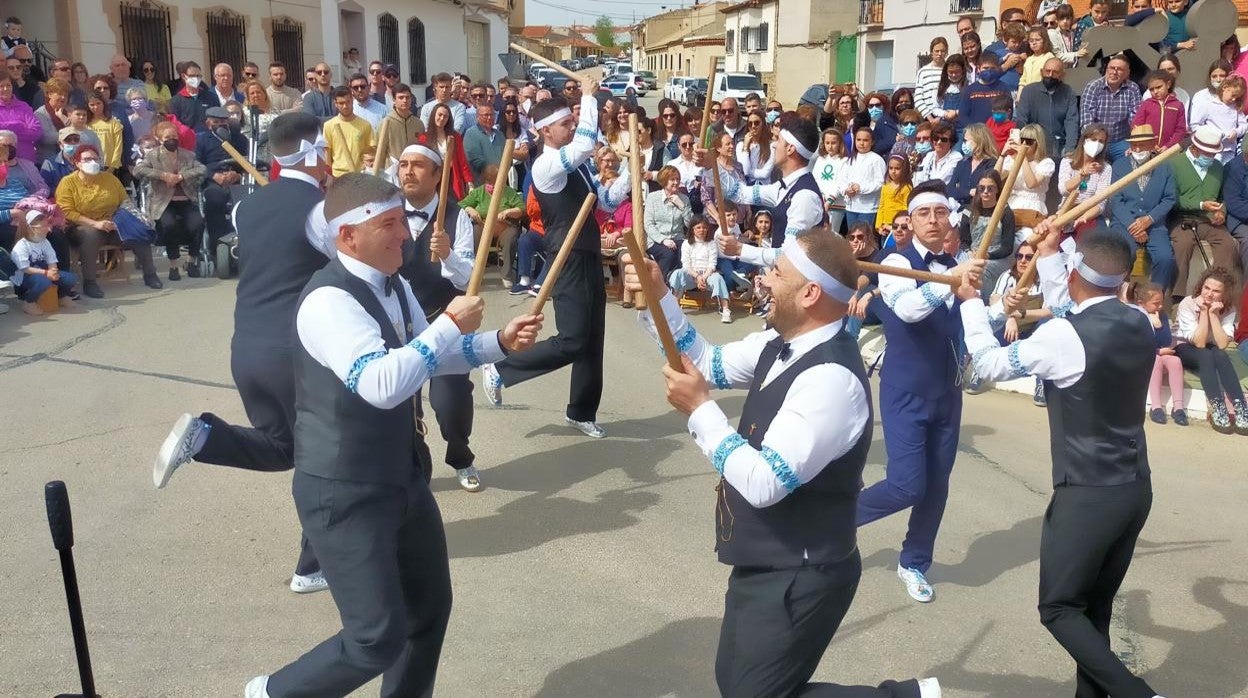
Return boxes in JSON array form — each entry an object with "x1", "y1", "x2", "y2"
[
  {"x1": 1131, "y1": 94, "x2": 1187, "y2": 150},
  {"x1": 986, "y1": 118, "x2": 1016, "y2": 151},
  {"x1": 417, "y1": 134, "x2": 472, "y2": 201}
]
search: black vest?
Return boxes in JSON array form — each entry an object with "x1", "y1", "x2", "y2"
[
  {"x1": 533, "y1": 162, "x2": 601, "y2": 255},
  {"x1": 293, "y1": 259, "x2": 422, "y2": 485},
  {"x1": 768, "y1": 171, "x2": 828, "y2": 247},
  {"x1": 399, "y1": 200, "x2": 463, "y2": 320},
  {"x1": 233, "y1": 177, "x2": 327, "y2": 348},
  {"x1": 1045, "y1": 299, "x2": 1154, "y2": 487},
  {"x1": 716, "y1": 329, "x2": 872, "y2": 568}
]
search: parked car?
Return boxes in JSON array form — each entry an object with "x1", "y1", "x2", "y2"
[
  {"x1": 636, "y1": 71, "x2": 658, "y2": 91},
  {"x1": 613, "y1": 72, "x2": 650, "y2": 97},
  {"x1": 535, "y1": 68, "x2": 561, "y2": 89},
  {"x1": 710, "y1": 72, "x2": 766, "y2": 103},
  {"x1": 602, "y1": 76, "x2": 638, "y2": 98},
  {"x1": 527, "y1": 62, "x2": 547, "y2": 80},
  {"x1": 610, "y1": 63, "x2": 633, "y2": 77},
  {"x1": 602, "y1": 61, "x2": 617, "y2": 77},
  {"x1": 664, "y1": 76, "x2": 691, "y2": 103}
]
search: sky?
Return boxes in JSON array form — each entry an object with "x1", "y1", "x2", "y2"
[{"x1": 524, "y1": 0, "x2": 699, "y2": 29}]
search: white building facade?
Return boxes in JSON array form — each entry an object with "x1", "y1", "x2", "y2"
[{"x1": 855, "y1": 0, "x2": 999, "y2": 90}]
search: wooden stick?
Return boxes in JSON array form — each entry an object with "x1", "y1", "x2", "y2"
[
  {"x1": 620, "y1": 232, "x2": 683, "y2": 370},
  {"x1": 464, "y1": 138, "x2": 516, "y2": 296},
  {"x1": 509, "y1": 43, "x2": 582, "y2": 82},
  {"x1": 628, "y1": 113, "x2": 649, "y2": 310},
  {"x1": 220, "y1": 141, "x2": 268, "y2": 186},
  {"x1": 976, "y1": 143, "x2": 1030, "y2": 260},
  {"x1": 432, "y1": 134, "x2": 456, "y2": 262},
  {"x1": 531, "y1": 193, "x2": 596, "y2": 314},
  {"x1": 857, "y1": 261, "x2": 961, "y2": 286},
  {"x1": 699, "y1": 56, "x2": 717, "y2": 147},
  {"x1": 371, "y1": 117, "x2": 391, "y2": 177}
]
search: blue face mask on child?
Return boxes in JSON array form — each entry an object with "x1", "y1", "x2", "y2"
[
  {"x1": 901, "y1": 123, "x2": 917, "y2": 138},
  {"x1": 868, "y1": 106, "x2": 884, "y2": 120},
  {"x1": 991, "y1": 111, "x2": 1008, "y2": 124},
  {"x1": 979, "y1": 68, "x2": 1002, "y2": 83}
]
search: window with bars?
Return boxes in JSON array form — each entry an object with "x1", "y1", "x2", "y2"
[
  {"x1": 378, "y1": 13, "x2": 399, "y2": 70},
  {"x1": 739, "y1": 28, "x2": 748, "y2": 53},
  {"x1": 119, "y1": 0, "x2": 173, "y2": 82},
  {"x1": 206, "y1": 9, "x2": 247, "y2": 77},
  {"x1": 757, "y1": 23, "x2": 769, "y2": 52},
  {"x1": 271, "y1": 18, "x2": 304, "y2": 86},
  {"x1": 726, "y1": 29, "x2": 734, "y2": 54},
  {"x1": 407, "y1": 18, "x2": 427, "y2": 84}
]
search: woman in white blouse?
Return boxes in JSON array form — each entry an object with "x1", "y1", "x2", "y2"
[
  {"x1": 833, "y1": 125, "x2": 886, "y2": 230},
  {"x1": 813, "y1": 127, "x2": 847, "y2": 233},
  {"x1": 1000, "y1": 123, "x2": 1054, "y2": 230},
  {"x1": 914, "y1": 37, "x2": 947, "y2": 121},
  {"x1": 1172, "y1": 267, "x2": 1247, "y2": 434},
  {"x1": 1057, "y1": 125, "x2": 1112, "y2": 238},
  {"x1": 671, "y1": 131, "x2": 704, "y2": 198},
  {"x1": 736, "y1": 110, "x2": 775, "y2": 184},
  {"x1": 1187, "y1": 59, "x2": 1231, "y2": 129},
  {"x1": 913, "y1": 121, "x2": 962, "y2": 186}
]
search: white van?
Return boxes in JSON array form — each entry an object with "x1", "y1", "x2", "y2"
[{"x1": 710, "y1": 72, "x2": 766, "y2": 103}]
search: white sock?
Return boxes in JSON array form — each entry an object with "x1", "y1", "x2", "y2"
[{"x1": 520, "y1": 276, "x2": 531, "y2": 285}]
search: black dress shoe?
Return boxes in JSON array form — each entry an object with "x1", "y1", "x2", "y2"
[
  {"x1": 82, "y1": 280, "x2": 104, "y2": 298},
  {"x1": 1148, "y1": 408, "x2": 1166, "y2": 425},
  {"x1": 1172, "y1": 409, "x2": 1189, "y2": 426},
  {"x1": 168, "y1": 267, "x2": 181, "y2": 281},
  {"x1": 186, "y1": 263, "x2": 201, "y2": 278},
  {"x1": 144, "y1": 274, "x2": 164, "y2": 290}
]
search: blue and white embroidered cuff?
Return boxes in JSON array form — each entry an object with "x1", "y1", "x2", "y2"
[
  {"x1": 345, "y1": 350, "x2": 387, "y2": 394},
  {"x1": 407, "y1": 338, "x2": 439, "y2": 374},
  {"x1": 674, "y1": 325, "x2": 698, "y2": 353},
  {"x1": 748, "y1": 182, "x2": 762, "y2": 205},
  {"x1": 919, "y1": 283, "x2": 945, "y2": 308},
  {"x1": 575, "y1": 127, "x2": 597, "y2": 141},
  {"x1": 461, "y1": 333, "x2": 482, "y2": 368},
  {"x1": 761, "y1": 446, "x2": 800, "y2": 492},
  {"x1": 1006, "y1": 342, "x2": 1027, "y2": 379},
  {"x1": 712, "y1": 433, "x2": 748, "y2": 475},
  {"x1": 559, "y1": 148, "x2": 575, "y2": 173},
  {"x1": 1050, "y1": 301, "x2": 1073, "y2": 318},
  {"x1": 711, "y1": 345, "x2": 730, "y2": 389}
]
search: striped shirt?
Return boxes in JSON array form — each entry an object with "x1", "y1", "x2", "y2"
[{"x1": 914, "y1": 64, "x2": 944, "y2": 119}]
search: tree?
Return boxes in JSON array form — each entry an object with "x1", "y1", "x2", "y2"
[{"x1": 594, "y1": 16, "x2": 616, "y2": 48}]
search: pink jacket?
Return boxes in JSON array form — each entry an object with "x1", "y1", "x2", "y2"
[
  {"x1": 1131, "y1": 94, "x2": 1187, "y2": 150},
  {"x1": 0, "y1": 96, "x2": 42, "y2": 161}
]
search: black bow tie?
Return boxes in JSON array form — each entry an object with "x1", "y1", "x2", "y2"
[
  {"x1": 768, "y1": 337, "x2": 793, "y2": 362},
  {"x1": 384, "y1": 274, "x2": 402, "y2": 297},
  {"x1": 924, "y1": 251, "x2": 957, "y2": 267},
  {"x1": 407, "y1": 208, "x2": 430, "y2": 221}
]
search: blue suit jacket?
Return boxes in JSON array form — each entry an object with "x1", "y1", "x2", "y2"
[
  {"x1": 1107, "y1": 156, "x2": 1175, "y2": 231},
  {"x1": 1223, "y1": 156, "x2": 1248, "y2": 231}
]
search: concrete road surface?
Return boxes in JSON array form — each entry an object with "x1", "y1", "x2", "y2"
[{"x1": 1, "y1": 272, "x2": 1246, "y2": 697}]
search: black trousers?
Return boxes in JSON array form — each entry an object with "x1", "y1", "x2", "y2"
[
  {"x1": 269, "y1": 471, "x2": 451, "y2": 698},
  {"x1": 648, "y1": 239, "x2": 682, "y2": 281},
  {"x1": 716, "y1": 552, "x2": 921, "y2": 698},
  {"x1": 202, "y1": 180, "x2": 233, "y2": 247},
  {"x1": 196, "y1": 341, "x2": 318, "y2": 576},
  {"x1": 1038, "y1": 479, "x2": 1155, "y2": 698},
  {"x1": 157, "y1": 200, "x2": 205, "y2": 260},
  {"x1": 496, "y1": 250, "x2": 605, "y2": 422},
  {"x1": 417, "y1": 373, "x2": 475, "y2": 470},
  {"x1": 1175, "y1": 342, "x2": 1246, "y2": 405}
]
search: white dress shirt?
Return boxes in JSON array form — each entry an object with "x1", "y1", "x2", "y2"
[
  {"x1": 295, "y1": 253, "x2": 504, "y2": 410},
  {"x1": 717, "y1": 167, "x2": 826, "y2": 269},
  {"x1": 879, "y1": 239, "x2": 956, "y2": 321},
  {"x1": 673, "y1": 156, "x2": 704, "y2": 190},
  {"x1": 913, "y1": 149, "x2": 963, "y2": 185},
  {"x1": 405, "y1": 194, "x2": 475, "y2": 290},
  {"x1": 353, "y1": 97, "x2": 386, "y2": 131},
  {"x1": 637, "y1": 293, "x2": 869, "y2": 508},
  {"x1": 831, "y1": 152, "x2": 886, "y2": 213},
  {"x1": 736, "y1": 140, "x2": 776, "y2": 182}
]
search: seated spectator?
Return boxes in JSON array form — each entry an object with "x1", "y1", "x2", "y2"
[
  {"x1": 458, "y1": 163, "x2": 522, "y2": 282},
  {"x1": 54, "y1": 143, "x2": 162, "y2": 296},
  {"x1": 947, "y1": 123, "x2": 998, "y2": 206},
  {"x1": 935, "y1": 55, "x2": 969, "y2": 124},
  {"x1": 9, "y1": 209, "x2": 77, "y2": 314},
  {"x1": 1015, "y1": 57, "x2": 1079, "y2": 157},
  {"x1": 1173, "y1": 267, "x2": 1246, "y2": 434},
  {"x1": 1048, "y1": 4, "x2": 1086, "y2": 67},
  {"x1": 988, "y1": 241, "x2": 1050, "y2": 343},
  {"x1": 986, "y1": 94, "x2": 1016, "y2": 151},
  {"x1": 1168, "y1": 125, "x2": 1239, "y2": 300},
  {"x1": 889, "y1": 109, "x2": 923, "y2": 163},
  {"x1": 1130, "y1": 281, "x2": 1188, "y2": 426},
  {"x1": 1221, "y1": 132, "x2": 1248, "y2": 277},
  {"x1": 0, "y1": 71, "x2": 40, "y2": 161},
  {"x1": 713, "y1": 207, "x2": 752, "y2": 296},
  {"x1": 855, "y1": 92, "x2": 900, "y2": 159},
  {"x1": 88, "y1": 74, "x2": 135, "y2": 173},
  {"x1": 875, "y1": 154, "x2": 913, "y2": 231},
  {"x1": 196, "y1": 106, "x2": 249, "y2": 248},
  {"x1": 85, "y1": 91, "x2": 124, "y2": 178},
  {"x1": 34, "y1": 77, "x2": 70, "y2": 163},
  {"x1": 463, "y1": 103, "x2": 505, "y2": 185},
  {"x1": 959, "y1": 169, "x2": 1015, "y2": 296},
  {"x1": 169, "y1": 61, "x2": 207, "y2": 131},
  {"x1": 0, "y1": 127, "x2": 50, "y2": 249},
  {"x1": 1188, "y1": 59, "x2": 1231, "y2": 129},
  {"x1": 669, "y1": 215, "x2": 733, "y2": 323},
  {"x1": 1133, "y1": 68, "x2": 1187, "y2": 151},
  {"x1": 1058, "y1": 124, "x2": 1112, "y2": 236},
  {"x1": 1020, "y1": 27, "x2": 1056, "y2": 93},
  {"x1": 834, "y1": 126, "x2": 886, "y2": 229},
  {"x1": 40, "y1": 127, "x2": 85, "y2": 193},
  {"x1": 1188, "y1": 74, "x2": 1248, "y2": 164},
  {"x1": 644, "y1": 165, "x2": 693, "y2": 279},
  {"x1": 1108, "y1": 125, "x2": 1178, "y2": 290},
  {"x1": 133, "y1": 120, "x2": 206, "y2": 280},
  {"x1": 139, "y1": 58, "x2": 172, "y2": 111},
  {"x1": 1001, "y1": 123, "x2": 1054, "y2": 229}
]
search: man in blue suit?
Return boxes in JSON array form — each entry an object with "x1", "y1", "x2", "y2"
[
  {"x1": 1106, "y1": 125, "x2": 1177, "y2": 290},
  {"x1": 1218, "y1": 135, "x2": 1248, "y2": 276}
]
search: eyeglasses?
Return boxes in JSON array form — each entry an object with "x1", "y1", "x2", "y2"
[
  {"x1": 142, "y1": 66, "x2": 155, "y2": 73},
  {"x1": 848, "y1": 234, "x2": 867, "y2": 240},
  {"x1": 679, "y1": 142, "x2": 694, "y2": 148},
  {"x1": 933, "y1": 136, "x2": 951, "y2": 143},
  {"x1": 722, "y1": 108, "x2": 736, "y2": 114},
  {"x1": 314, "y1": 70, "x2": 330, "y2": 75},
  {"x1": 350, "y1": 84, "x2": 368, "y2": 91},
  {"x1": 243, "y1": 72, "x2": 258, "y2": 79},
  {"x1": 1016, "y1": 253, "x2": 1034, "y2": 260},
  {"x1": 1044, "y1": 20, "x2": 1057, "y2": 27},
  {"x1": 748, "y1": 120, "x2": 762, "y2": 126},
  {"x1": 662, "y1": 112, "x2": 677, "y2": 118},
  {"x1": 17, "y1": 58, "x2": 32, "y2": 64},
  {"x1": 563, "y1": 85, "x2": 577, "y2": 91},
  {"x1": 369, "y1": 69, "x2": 381, "y2": 75},
  {"x1": 978, "y1": 184, "x2": 998, "y2": 192},
  {"x1": 710, "y1": 109, "x2": 721, "y2": 115},
  {"x1": 471, "y1": 92, "x2": 487, "y2": 99}
]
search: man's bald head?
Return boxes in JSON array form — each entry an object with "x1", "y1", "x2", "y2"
[{"x1": 1042, "y1": 57, "x2": 1065, "y2": 78}]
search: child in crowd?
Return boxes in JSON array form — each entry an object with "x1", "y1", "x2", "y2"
[
  {"x1": 670, "y1": 215, "x2": 733, "y2": 324},
  {"x1": 986, "y1": 95, "x2": 1017, "y2": 151},
  {"x1": 747, "y1": 210, "x2": 773, "y2": 315},
  {"x1": 715, "y1": 207, "x2": 753, "y2": 297},
  {"x1": 11, "y1": 210, "x2": 78, "y2": 315},
  {"x1": 1132, "y1": 281, "x2": 1189, "y2": 426},
  {"x1": 875, "y1": 154, "x2": 913, "y2": 231}
]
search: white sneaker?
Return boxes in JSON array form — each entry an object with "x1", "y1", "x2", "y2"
[
  {"x1": 153, "y1": 413, "x2": 205, "y2": 489},
  {"x1": 244, "y1": 675, "x2": 270, "y2": 698},
  {"x1": 720, "y1": 307, "x2": 733, "y2": 323},
  {"x1": 564, "y1": 417, "x2": 606, "y2": 438},
  {"x1": 482, "y1": 363, "x2": 504, "y2": 406},
  {"x1": 918, "y1": 677, "x2": 941, "y2": 698},
  {"x1": 290, "y1": 571, "x2": 329, "y2": 594},
  {"x1": 456, "y1": 466, "x2": 483, "y2": 492},
  {"x1": 897, "y1": 564, "x2": 934, "y2": 603}
]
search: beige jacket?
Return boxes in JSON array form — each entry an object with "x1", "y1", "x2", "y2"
[
  {"x1": 379, "y1": 110, "x2": 425, "y2": 165},
  {"x1": 132, "y1": 147, "x2": 207, "y2": 221},
  {"x1": 267, "y1": 84, "x2": 304, "y2": 113}
]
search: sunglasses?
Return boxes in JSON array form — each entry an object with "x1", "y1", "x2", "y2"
[
  {"x1": 679, "y1": 142, "x2": 694, "y2": 148},
  {"x1": 315, "y1": 70, "x2": 330, "y2": 75},
  {"x1": 933, "y1": 136, "x2": 951, "y2": 143},
  {"x1": 710, "y1": 109, "x2": 721, "y2": 115},
  {"x1": 503, "y1": 110, "x2": 517, "y2": 115},
  {"x1": 243, "y1": 72, "x2": 258, "y2": 79},
  {"x1": 142, "y1": 66, "x2": 155, "y2": 73},
  {"x1": 902, "y1": 121, "x2": 918, "y2": 127},
  {"x1": 868, "y1": 103, "x2": 884, "y2": 108},
  {"x1": 350, "y1": 84, "x2": 368, "y2": 90},
  {"x1": 766, "y1": 108, "x2": 781, "y2": 114},
  {"x1": 662, "y1": 112, "x2": 677, "y2": 118},
  {"x1": 1044, "y1": 21, "x2": 1058, "y2": 27},
  {"x1": 369, "y1": 69, "x2": 381, "y2": 75},
  {"x1": 848, "y1": 234, "x2": 867, "y2": 240},
  {"x1": 17, "y1": 58, "x2": 32, "y2": 64},
  {"x1": 1020, "y1": 137, "x2": 1038, "y2": 145},
  {"x1": 748, "y1": 120, "x2": 762, "y2": 126},
  {"x1": 563, "y1": 85, "x2": 576, "y2": 91},
  {"x1": 722, "y1": 108, "x2": 737, "y2": 114},
  {"x1": 1016, "y1": 253, "x2": 1034, "y2": 260},
  {"x1": 471, "y1": 92, "x2": 487, "y2": 99}
]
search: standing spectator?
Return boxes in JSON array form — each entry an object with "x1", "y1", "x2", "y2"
[
  {"x1": 241, "y1": 80, "x2": 278, "y2": 167},
  {"x1": 126, "y1": 88, "x2": 156, "y2": 142},
  {"x1": 699, "y1": 132, "x2": 748, "y2": 225},
  {"x1": 34, "y1": 78, "x2": 70, "y2": 164},
  {"x1": 948, "y1": 123, "x2": 999, "y2": 206},
  {"x1": 1015, "y1": 57, "x2": 1079, "y2": 157},
  {"x1": 1058, "y1": 125, "x2": 1112, "y2": 236},
  {"x1": 708, "y1": 97, "x2": 748, "y2": 149},
  {"x1": 1132, "y1": 69, "x2": 1187, "y2": 151},
  {"x1": 108, "y1": 55, "x2": 144, "y2": 97},
  {"x1": 1107, "y1": 125, "x2": 1178, "y2": 290},
  {"x1": 90, "y1": 74, "x2": 136, "y2": 166},
  {"x1": 170, "y1": 62, "x2": 208, "y2": 130},
  {"x1": 1187, "y1": 59, "x2": 1231, "y2": 129},
  {"x1": 1188, "y1": 74, "x2": 1248, "y2": 164},
  {"x1": 2, "y1": 16, "x2": 27, "y2": 57},
  {"x1": 833, "y1": 126, "x2": 886, "y2": 229},
  {"x1": 1173, "y1": 267, "x2": 1247, "y2": 434},
  {"x1": 378, "y1": 64, "x2": 400, "y2": 107},
  {"x1": 959, "y1": 53, "x2": 1011, "y2": 139},
  {"x1": 1156, "y1": 53, "x2": 1191, "y2": 110},
  {"x1": 1159, "y1": 0, "x2": 1196, "y2": 54},
  {"x1": 856, "y1": 91, "x2": 899, "y2": 159},
  {"x1": 206, "y1": 63, "x2": 243, "y2": 109},
  {"x1": 643, "y1": 165, "x2": 693, "y2": 278},
  {"x1": 1080, "y1": 53, "x2": 1141, "y2": 161},
  {"x1": 301, "y1": 63, "x2": 335, "y2": 122},
  {"x1": 875, "y1": 154, "x2": 913, "y2": 231},
  {"x1": 419, "y1": 73, "x2": 468, "y2": 134},
  {"x1": 913, "y1": 122, "x2": 962, "y2": 186},
  {"x1": 823, "y1": 91, "x2": 858, "y2": 136},
  {"x1": 813, "y1": 127, "x2": 847, "y2": 232},
  {"x1": 959, "y1": 169, "x2": 1015, "y2": 297},
  {"x1": 0, "y1": 72, "x2": 39, "y2": 161},
  {"x1": 7, "y1": 49, "x2": 42, "y2": 108},
  {"x1": 655, "y1": 98, "x2": 688, "y2": 161},
  {"x1": 737, "y1": 109, "x2": 775, "y2": 185},
  {"x1": 1020, "y1": 28, "x2": 1057, "y2": 94},
  {"x1": 995, "y1": 23, "x2": 1028, "y2": 94},
  {"x1": 1074, "y1": 0, "x2": 1112, "y2": 49},
  {"x1": 985, "y1": 94, "x2": 1017, "y2": 151},
  {"x1": 1219, "y1": 131, "x2": 1248, "y2": 276},
  {"x1": 265, "y1": 62, "x2": 303, "y2": 114},
  {"x1": 423, "y1": 102, "x2": 471, "y2": 200},
  {"x1": 346, "y1": 73, "x2": 385, "y2": 131},
  {"x1": 1131, "y1": 281, "x2": 1188, "y2": 426},
  {"x1": 139, "y1": 58, "x2": 172, "y2": 111},
  {"x1": 1168, "y1": 124, "x2": 1240, "y2": 298},
  {"x1": 915, "y1": 38, "x2": 948, "y2": 122},
  {"x1": 1049, "y1": 4, "x2": 1086, "y2": 67},
  {"x1": 463, "y1": 102, "x2": 505, "y2": 185},
  {"x1": 891, "y1": 109, "x2": 923, "y2": 164},
  {"x1": 69, "y1": 62, "x2": 91, "y2": 107},
  {"x1": 342, "y1": 49, "x2": 363, "y2": 85},
  {"x1": 376, "y1": 83, "x2": 425, "y2": 172},
  {"x1": 324, "y1": 87, "x2": 373, "y2": 177},
  {"x1": 85, "y1": 92, "x2": 124, "y2": 176},
  {"x1": 633, "y1": 112, "x2": 668, "y2": 188},
  {"x1": 934, "y1": 55, "x2": 968, "y2": 124},
  {"x1": 1001, "y1": 124, "x2": 1054, "y2": 230},
  {"x1": 961, "y1": 31, "x2": 984, "y2": 83},
  {"x1": 132, "y1": 120, "x2": 206, "y2": 280}
]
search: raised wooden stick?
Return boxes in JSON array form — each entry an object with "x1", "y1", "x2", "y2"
[
  {"x1": 371, "y1": 116, "x2": 391, "y2": 177},
  {"x1": 432, "y1": 134, "x2": 456, "y2": 262},
  {"x1": 699, "y1": 56, "x2": 717, "y2": 147},
  {"x1": 629, "y1": 113, "x2": 649, "y2": 310},
  {"x1": 531, "y1": 193, "x2": 597, "y2": 314},
  {"x1": 856, "y1": 261, "x2": 961, "y2": 286},
  {"x1": 220, "y1": 141, "x2": 268, "y2": 186},
  {"x1": 464, "y1": 138, "x2": 515, "y2": 296},
  {"x1": 620, "y1": 234, "x2": 682, "y2": 370},
  {"x1": 976, "y1": 143, "x2": 1030, "y2": 260},
  {"x1": 509, "y1": 43, "x2": 582, "y2": 82}
]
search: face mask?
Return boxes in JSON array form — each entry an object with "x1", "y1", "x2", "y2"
[
  {"x1": 184, "y1": 76, "x2": 201, "y2": 89},
  {"x1": 868, "y1": 106, "x2": 884, "y2": 120},
  {"x1": 1083, "y1": 139, "x2": 1105, "y2": 158},
  {"x1": 960, "y1": 140, "x2": 975, "y2": 156},
  {"x1": 1211, "y1": 78, "x2": 1224, "y2": 89},
  {"x1": 979, "y1": 68, "x2": 1001, "y2": 83},
  {"x1": 1129, "y1": 149, "x2": 1152, "y2": 164},
  {"x1": 62, "y1": 144, "x2": 77, "y2": 159},
  {"x1": 946, "y1": 85, "x2": 961, "y2": 95},
  {"x1": 80, "y1": 160, "x2": 101, "y2": 175},
  {"x1": 130, "y1": 98, "x2": 148, "y2": 112},
  {"x1": 991, "y1": 111, "x2": 1008, "y2": 124},
  {"x1": 212, "y1": 126, "x2": 231, "y2": 141},
  {"x1": 915, "y1": 140, "x2": 933, "y2": 155},
  {"x1": 1041, "y1": 76, "x2": 1061, "y2": 90},
  {"x1": 1194, "y1": 154, "x2": 1215, "y2": 169},
  {"x1": 901, "y1": 123, "x2": 917, "y2": 138},
  {"x1": 162, "y1": 138, "x2": 178, "y2": 152}
]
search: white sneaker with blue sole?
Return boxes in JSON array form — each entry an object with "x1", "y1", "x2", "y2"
[{"x1": 898, "y1": 564, "x2": 934, "y2": 603}]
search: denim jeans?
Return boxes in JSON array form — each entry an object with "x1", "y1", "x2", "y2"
[
  {"x1": 17, "y1": 269, "x2": 79, "y2": 301},
  {"x1": 716, "y1": 256, "x2": 753, "y2": 290},
  {"x1": 515, "y1": 230, "x2": 543, "y2": 281},
  {"x1": 669, "y1": 269, "x2": 728, "y2": 299}
]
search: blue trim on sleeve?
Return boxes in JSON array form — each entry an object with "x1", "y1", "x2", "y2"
[
  {"x1": 724, "y1": 175, "x2": 741, "y2": 200},
  {"x1": 919, "y1": 283, "x2": 944, "y2": 309},
  {"x1": 345, "y1": 350, "x2": 388, "y2": 394},
  {"x1": 711, "y1": 345, "x2": 730, "y2": 389},
  {"x1": 760, "y1": 447, "x2": 800, "y2": 492},
  {"x1": 749, "y1": 183, "x2": 762, "y2": 205},
  {"x1": 406, "y1": 339, "x2": 439, "y2": 374},
  {"x1": 461, "y1": 333, "x2": 482, "y2": 368},
  {"x1": 1051, "y1": 301, "x2": 1073, "y2": 318},
  {"x1": 559, "y1": 148, "x2": 576, "y2": 174},
  {"x1": 712, "y1": 433, "x2": 747, "y2": 475},
  {"x1": 675, "y1": 325, "x2": 698, "y2": 353},
  {"x1": 575, "y1": 127, "x2": 596, "y2": 141},
  {"x1": 1006, "y1": 343, "x2": 1027, "y2": 379}
]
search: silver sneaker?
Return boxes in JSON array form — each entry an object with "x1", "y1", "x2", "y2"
[
  {"x1": 456, "y1": 466, "x2": 483, "y2": 492},
  {"x1": 897, "y1": 564, "x2": 934, "y2": 603},
  {"x1": 153, "y1": 413, "x2": 204, "y2": 489},
  {"x1": 290, "y1": 571, "x2": 329, "y2": 594},
  {"x1": 565, "y1": 417, "x2": 606, "y2": 438},
  {"x1": 482, "y1": 363, "x2": 504, "y2": 406}
]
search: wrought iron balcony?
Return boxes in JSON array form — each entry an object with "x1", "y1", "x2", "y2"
[{"x1": 860, "y1": 0, "x2": 884, "y2": 27}]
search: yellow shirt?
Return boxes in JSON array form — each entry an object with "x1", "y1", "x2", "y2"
[
  {"x1": 55, "y1": 171, "x2": 128, "y2": 223},
  {"x1": 88, "y1": 117, "x2": 125, "y2": 170},
  {"x1": 325, "y1": 115, "x2": 375, "y2": 178},
  {"x1": 875, "y1": 182, "x2": 912, "y2": 230},
  {"x1": 1019, "y1": 53, "x2": 1055, "y2": 94}
]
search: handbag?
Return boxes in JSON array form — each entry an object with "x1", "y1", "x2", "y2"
[{"x1": 113, "y1": 207, "x2": 158, "y2": 245}]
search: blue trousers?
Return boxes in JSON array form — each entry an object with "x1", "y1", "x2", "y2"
[
  {"x1": 856, "y1": 383, "x2": 962, "y2": 573},
  {"x1": 1113, "y1": 224, "x2": 1177, "y2": 290},
  {"x1": 17, "y1": 269, "x2": 78, "y2": 302},
  {"x1": 716, "y1": 257, "x2": 753, "y2": 290},
  {"x1": 515, "y1": 229, "x2": 543, "y2": 281}
]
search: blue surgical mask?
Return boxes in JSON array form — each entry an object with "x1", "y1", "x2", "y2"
[
  {"x1": 1194, "y1": 154, "x2": 1215, "y2": 169},
  {"x1": 765, "y1": 110, "x2": 779, "y2": 124},
  {"x1": 62, "y1": 144, "x2": 78, "y2": 158},
  {"x1": 960, "y1": 140, "x2": 974, "y2": 156},
  {"x1": 901, "y1": 123, "x2": 917, "y2": 138},
  {"x1": 979, "y1": 68, "x2": 1001, "y2": 83},
  {"x1": 868, "y1": 106, "x2": 884, "y2": 120},
  {"x1": 992, "y1": 111, "x2": 1008, "y2": 124},
  {"x1": 915, "y1": 140, "x2": 933, "y2": 155}
]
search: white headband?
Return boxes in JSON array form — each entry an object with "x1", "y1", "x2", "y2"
[
  {"x1": 908, "y1": 191, "x2": 951, "y2": 214},
  {"x1": 779, "y1": 129, "x2": 815, "y2": 160},
  {"x1": 326, "y1": 195, "x2": 405, "y2": 235},
  {"x1": 780, "y1": 238, "x2": 856, "y2": 304},
  {"x1": 273, "y1": 133, "x2": 327, "y2": 167},
  {"x1": 399, "y1": 143, "x2": 443, "y2": 167},
  {"x1": 1068, "y1": 251, "x2": 1125, "y2": 289},
  {"x1": 534, "y1": 108, "x2": 572, "y2": 130}
]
